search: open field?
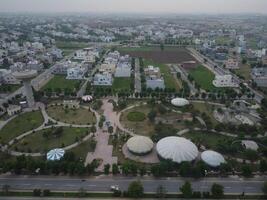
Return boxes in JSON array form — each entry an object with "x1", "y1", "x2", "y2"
[
  {"x1": 144, "y1": 59, "x2": 181, "y2": 91},
  {"x1": 11, "y1": 127, "x2": 88, "y2": 153},
  {"x1": 188, "y1": 65, "x2": 215, "y2": 91},
  {"x1": 47, "y1": 105, "x2": 96, "y2": 125},
  {"x1": 0, "y1": 111, "x2": 44, "y2": 144},
  {"x1": 42, "y1": 75, "x2": 82, "y2": 92},
  {"x1": 234, "y1": 64, "x2": 251, "y2": 81},
  {"x1": 69, "y1": 138, "x2": 96, "y2": 160},
  {"x1": 119, "y1": 46, "x2": 196, "y2": 64},
  {"x1": 112, "y1": 77, "x2": 132, "y2": 91},
  {"x1": 56, "y1": 41, "x2": 89, "y2": 55}
]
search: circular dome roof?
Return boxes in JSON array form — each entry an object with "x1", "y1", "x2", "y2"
[
  {"x1": 171, "y1": 98, "x2": 189, "y2": 107},
  {"x1": 127, "y1": 136, "x2": 154, "y2": 154},
  {"x1": 47, "y1": 148, "x2": 65, "y2": 161},
  {"x1": 156, "y1": 136, "x2": 198, "y2": 163},
  {"x1": 201, "y1": 150, "x2": 225, "y2": 167}
]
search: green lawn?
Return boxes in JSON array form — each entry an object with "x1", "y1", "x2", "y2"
[
  {"x1": 112, "y1": 77, "x2": 132, "y2": 91},
  {"x1": 127, "y1": 111, "x2": 146, "y2": 122},
  {"x1": 183, "y1": 131, "x2": 233, "y2": 150},
  {"x1": 215, "y1": 36, "x2": 232, "y2": 46},
  {"x1": 188, "y1": 65, "x2": 215, "y2": 91},
  {"x1": 192, "y1": 102, "x2": 219, "y2": 125},
  {"x1": 56, "y1": 41, "x2": 89, "y2": 56},
  {"x1": 47, "y1": 105, "x2": 96, "y2": 125},
  {"x1": 42, "y1": 75, "x2": 81, "y2": 92},
  {"x1": 69, "y1": 139, "x2": 96, "y2": 160},
  {"x1": 0, "y1": 111, "x2": 44, "y2": 144},
  {"x1": 11, "y1": 127, "x2": 88, "y2": 153},
  {"x1": 234, "y1": 64, "x2": 251, "y2": 81},
  {"x1": 144, "y1": 59, "x2": 181, "y2": 91}
]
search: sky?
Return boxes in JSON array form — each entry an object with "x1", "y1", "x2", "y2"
[{"x1": 0, "y1": 0, "x2": 267, "y2": 14}]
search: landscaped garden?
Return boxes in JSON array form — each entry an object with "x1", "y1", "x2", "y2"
[
  {"x1": 127, "y1": 111, "x2": 146, "y2": 122},
  {"x1": 56, "y1": 40, "x2": 88, "y2": 56},
  {"x1": 0, "y1": 111, "x2": 44, "y2": 144},
  {"x1": 11, "y1": 127, "x2": 89, "y2": 153},
  {"x1": 46, "y1": 105, "x2": 96, "y2": 125},
  {"x1": 42, "y1": 75, "x2": 82, "y2": 93}
]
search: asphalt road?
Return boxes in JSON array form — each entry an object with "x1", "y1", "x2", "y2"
[{"x1": 0, "y1": 176, "x2": 264, "y2": 194}]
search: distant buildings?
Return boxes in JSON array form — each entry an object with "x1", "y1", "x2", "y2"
[
  {"x1": 7, "y1": 104, "x2": 21, "y2": 116},
  {"x1": 93, "y1": 72, "x2": 113, "y2": 86},
  {"x1": 224, "y1": 58, "x2": 239, "y2": 69},
  {"x1": 0, "y1": 69, "x2": 20, "y2": 85},
  {"x1": 251, "y1": 67, "x2": 267, "y2": 87},
  {"x1": 66, "y1": 66, "x2": 87, "y2": 80},
  {"x1": 181, "y1": 61, "x2": 197, "y2": 69},
  {"x1": 213, "y1": 75, "x2": 238, "y2": 87}
]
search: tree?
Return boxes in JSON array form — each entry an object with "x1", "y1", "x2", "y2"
[
  {"x1": 127, "y1": 181, "x2": 144, "y2": 198},
  {"x1": 147, "y1": 110, "x2": 157, "y2": 122},
  {"x1": 160, "y1": 43, "x2": 164, "y2": 51},
  {"x1": 262, "y1": 181, "x2": 267, "y2": 194},
  {"x1": 78, "y1": 187, "x2": 86, "y2": 197},
  {"x1": 260, "y1": 159, "x2": 267, "y2": 173},
  {"x1": 180, "y1": 181, "x2": 193, "y2": 198},
  {"x1": 90, "y1": 125, "x2": 96, "y2": 133},
  {"x1": 104, "y1": 164, "x2": 110, "y2": 175},
  {"x1": 2, "y1": 184, "x2": 10, "y2": 195},
  {"x1": 156, "y1": 185, "x2": 167, "y2": 198},
  {"x1": 33, "y1": 189, "x2": 42, "y2": 196},
  {"x1": 241, "y1": 164, "x2": 252, "y2": 177},
  {"x1": 112, "y1": 164, "x2": 119, "y2": 175},
  {"x1": 211, "y1": 183, "x2": 224, "y2": 198},
  {"x1": 108, "y1": 126, "x2": 114, "y2": 134},
  {"x1": 43, "y1": 189, "x2": 51, "y2": 196}
]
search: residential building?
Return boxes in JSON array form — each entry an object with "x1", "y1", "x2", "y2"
[
  {"x1": 144, "y1": 65, "x2": 165, "y2": 89},
  {"x1": 0, "y1": 69, "x2": 20, "y2": 85},
  {"x1": 225, "y1": 58, "x2": 239, "y2": 69},
  {"x1": 93, "y1": 72, "x2": 113, "y2": 86},
  {"x1": 66, "y1": 66, "x2": 87, "y2": 80},
  {"x1": 251, "y1": 67, "x2": 267, "y2": 87},
  {"x1": 213, "y1": 75, "x2": 238, "y2": 87},
  {"x1": 99, "y1": 63, "x2": 116, "y2": 74},
  {"x1": 7, "y1": 105, "x2": 21, "y2": 116}
]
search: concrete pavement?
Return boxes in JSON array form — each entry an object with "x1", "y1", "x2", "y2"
[{"x1": 0, "y1": 176, "x2": 265, "y2": 194}]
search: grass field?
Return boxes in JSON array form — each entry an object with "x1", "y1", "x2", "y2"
[
  {"x1": 192, "y1": 102, "x2": 219, "y2": 125},
  {"x1": 0, "y1": 84, "x2": 21, "y2": 93},
  {"x1": 183, "y1": 130, "x2": 233, "y2": 150},
  {"x1": 112, "y1": 77, "x2": 132, "y2": 91},
  {"x1": 234, "y1": 64, "x2": 251, "y2": 81},
  {"x1": 119, "y1": 46, "x2": 196, "y2": 64},
  {"x1": 69, "y1": 139, "x2": 96, "y2": 160},
  {"x1": 215, "y1": 36, "x2": 232, "y2": 45},
  {"x1": 188, "y1": 65, "x2": 215, "y2": 91},
  {"x1": 127, "y1": 111, "x2": 146, "y2": 122},
  {"x1": 42, "y1": 75, "x2": 81, "y2": 92},
  {"x1": 11, "y1": 127, "x2": 88, "y2": 153},
  {"x1": 47, "y1": 105, "x2": 96, "y2": 125},
  {"x1": 144, "y1": 59, "x2": 181, "y2": 91},
  {"x1": 0, "y1": 111, "x2": 44, "y2": 144},
  {"x1": 56, "y1": 41, "x2": 89, "y2": 55}
]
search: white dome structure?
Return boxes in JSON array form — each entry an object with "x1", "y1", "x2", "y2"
[
  {"x1": 127, "y1": 136, "x2": 154, "y2": 155},
  {"x1": 46, "y1": 148, "x2": 65, "y2": 161},
  {"x1": 171, "y1": 98, "x2": 189, "y2": 107},
  {"x1": 156, "y1": 136, "x2": 198, "y2": 163},
  {"x1": 201, "y1": 150, "x2": 225, "y2": 167}
]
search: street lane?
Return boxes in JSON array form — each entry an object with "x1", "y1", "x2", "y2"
[{"x1": 0, "y1": 176, "x2": 264, "y2": 194}]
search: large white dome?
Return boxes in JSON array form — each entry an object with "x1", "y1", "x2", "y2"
[
  {"x1": 201, "y1": 150, "x2": 225, "y2": 167},
  {"x1": 156, "y1": 136, "x2": 198, "y2": 163},
  {"x1": 127, "y1": 136, "x2": 154, "y2": 155},
  {"x1": 171, "y1": 98, "x2": 189, "y2": 107},
  {"x1": 47, "y1": 148, "x2": 65, "y2": 161}
]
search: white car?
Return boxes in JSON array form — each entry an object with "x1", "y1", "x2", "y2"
[{"x1": 110, "y1": 185, "x2": 119, "y2": 191}]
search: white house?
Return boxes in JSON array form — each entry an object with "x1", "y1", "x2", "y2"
[
  {"x1": 225, "y1": 58, "x2": 239, "y2": 69},
  {"x1": 213, "y1": 75, "x2": 238, "y2": 88},
  {"x1": 93, "y1": 73, "x2": 113, "y2": 86},
  {"x1": 144, "y1": 65, "x2": 165, "y2": 89},
  {"x1": 115, "y1": 62, "x2": 131, "y2": 77},
  {"x1": 66, "y1": 66, "x2": 87, "y2": 80}
]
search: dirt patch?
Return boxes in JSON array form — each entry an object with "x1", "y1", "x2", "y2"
[{"x1": 120, "y1": 48, "x2": 196, "y2": 64}]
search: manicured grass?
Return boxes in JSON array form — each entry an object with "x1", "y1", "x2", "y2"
[
  {"x1": 11, "y1": 127, "x2": 88, "y2": 153},
  {"x1": 192, "y1": 102, "x2": 219, "y2": 125},
  {"x1": 112, "y1": 77, "x2": 132, "y2": 91},
  {"x1": 183, "y1": 131, "x2": 233, "y2": 149},
  {"x1": 144, "y1": 59, "x2": 181, "y2": 91},
  {"x1": 188, "y1": 65, "x2": 215, "y2": 91},
  {"x1": 215, "y1": 36, "x2": 232, "y2": 45},
  {"x1": 69, "y1": 139, "x2": 96, "y2": 160},
  {"x1": 127, "y1": 111, "x2": 146, "y2": 122},
  {"x1": 42, "y1": 75, "x2": 81, "y2": 92},
  {"x1": 234, "y1": 64, "x2": 251, "y2": 81},
  {"x1": 56, "y1": 41, "x2": 89, "y2": 56},
  {"x1": 0, "y1": 111, "x2": 44, "y2": 144},
  {"x1": 47, "y1": 105, "x2": 96, "y2": 125}
]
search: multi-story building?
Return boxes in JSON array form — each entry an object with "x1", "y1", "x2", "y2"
[
  {"x1": 93, "y1": 72, "x2": 113, "y2": 86},
  {"x1": 251, "y1": 67, "x2": 267, "y2": 87},
  {"x1": 144, "y1": 65, "x2": 165, "y2": 89},
  {"x1": 224, "y1": 58, "x2": 239, "y2": 69},
  {"x1": 66, "y1": 66, "x2": 87, "y2": 80},
  {"x1": 213, "y1": 75, "x2": 238, "y2": 87}
]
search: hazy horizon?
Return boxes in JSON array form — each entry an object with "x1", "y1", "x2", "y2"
[{"x1": 0, "y1": 0, "x2": 267, "y2": 14}]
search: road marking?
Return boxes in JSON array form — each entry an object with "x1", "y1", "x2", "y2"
[{"x1": 88, "y1": 184, "x2": 96, "y2": 187}]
